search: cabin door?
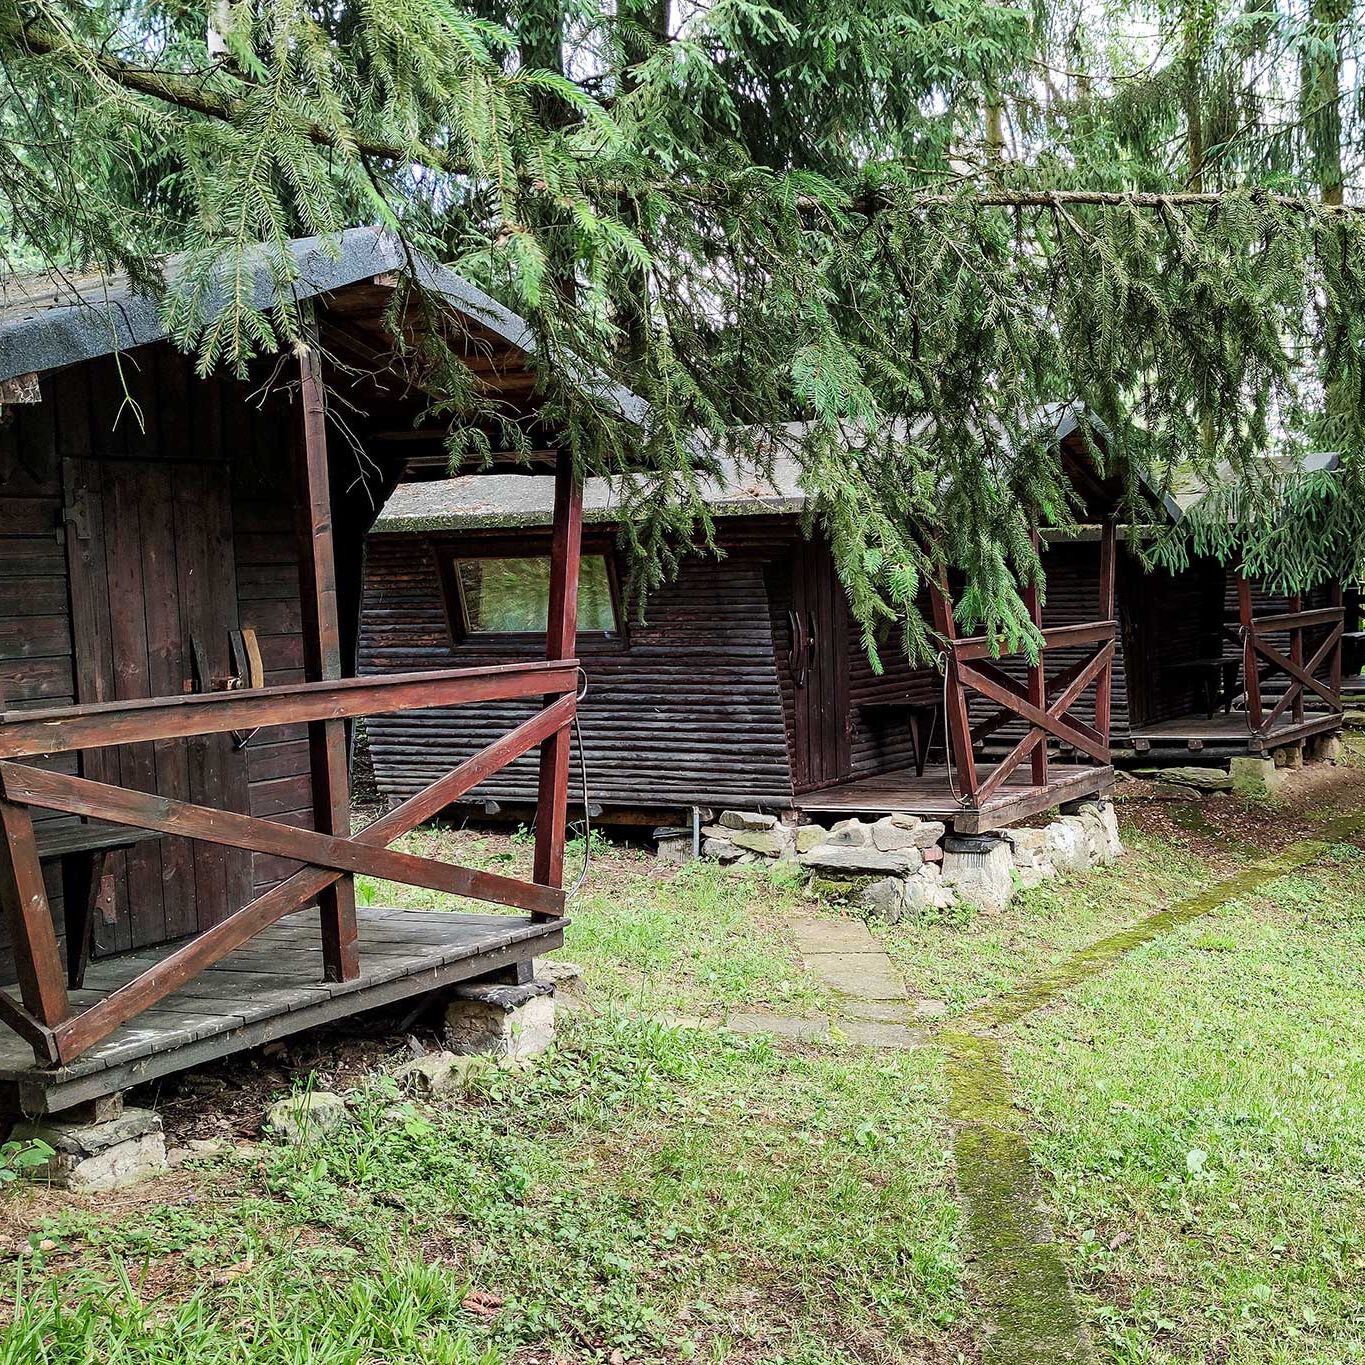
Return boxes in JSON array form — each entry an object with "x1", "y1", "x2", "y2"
[
  {"x1": 62, "y1": 457, "x2": 254, "y2": 955},
  {"x1": 787, "y1": 545, "x2": 850, "y2": 791}
]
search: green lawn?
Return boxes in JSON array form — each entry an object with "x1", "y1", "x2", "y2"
[{"x1": 4, "y1": 763, "x2": 1365, "y2": 1365}]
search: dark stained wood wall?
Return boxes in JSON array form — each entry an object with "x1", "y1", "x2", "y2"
[
  {"x1": 361, "y1": 525, "x2": 796, "y2": 811},
  {"x1": 0, "y1": 341, "x2": 395, "y2": 977}
]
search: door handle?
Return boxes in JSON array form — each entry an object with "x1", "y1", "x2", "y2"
[{"x1": 788, "y1": 610, "x2": 810, "y2": 688}]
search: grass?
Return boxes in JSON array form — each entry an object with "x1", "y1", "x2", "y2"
[
  {"x1": 5, "y1": 763, "x2": 1365, "y2": 1365},
  {"x1": 1011, "y1": 844, "x2": 1365, "y2": 1364},
  {"x1": 7, "y1": 1013, "x2": 964, "y2": 1364},
  {"x1": 874, "y1": 824, "x2": 1211, "y2": 1016}
]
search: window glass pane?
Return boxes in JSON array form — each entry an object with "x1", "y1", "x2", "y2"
[{"x1": 455, "y1": 555, "x2": 617, "y2": 634}]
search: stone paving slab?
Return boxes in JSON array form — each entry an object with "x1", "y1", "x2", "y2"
[
  {"x1": 839, "y1": 1019, "x2": 927, "y2": 1050},
  {"x1": 788, "y1": 914, "x2": 881, "y2": 955},
  {"x1": 726, "y1": 1012, "x2": 831, "y2": 1042},
  {"x1": 802, "y1": 950, "x2": 909, "y2": 1001}
]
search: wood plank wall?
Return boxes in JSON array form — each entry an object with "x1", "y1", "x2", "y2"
[
  {"x1": 360, "y1": 524, "x2": 795, "y2": 811},
  {"x1": 0, "y1": 346, "x2": 330, "y2": 975}
]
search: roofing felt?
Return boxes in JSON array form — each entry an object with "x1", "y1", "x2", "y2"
[
  {"x1": 373, "y1": 452, "x2": 809, "y2": 532},
  {"x1": 0, "y1": 228, "x2": 647, "y2": 425},
  {"x1": 371, "y1": 403, "x2": 1149, "y2": 533}
]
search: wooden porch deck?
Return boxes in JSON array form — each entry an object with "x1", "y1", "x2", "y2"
[
  {"x1": 792, "y1": 763, "x2": 1113, "y2": 834},
  {"x1": 1128, "y1": 709, "x2": 1341, "y2": 752},
  {"x1": 0, "y1": 906, "x2": 563, "y2": 1116}
]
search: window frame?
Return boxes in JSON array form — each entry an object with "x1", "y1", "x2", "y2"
[{"x1": 430, "y1": 534, "x2": 628, "y2": 649}]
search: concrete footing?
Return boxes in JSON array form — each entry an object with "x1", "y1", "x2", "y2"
[{"x1": 444, "y1": 979, "x2": 556, "y2": 1059}]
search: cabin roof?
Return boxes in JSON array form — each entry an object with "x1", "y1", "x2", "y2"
[
  {"x1": 374, "y1": 450, "x2": 808, "y2": 532},
  {"x1": 0, "y1": 227, "x2": 647, "y2": 426},
  {"x1": 1168, "y1": 450, "x2": 1340, "y2": 515},
  {"x1": 372, "y1": 403, "x2": 1179, "y2": 532}
]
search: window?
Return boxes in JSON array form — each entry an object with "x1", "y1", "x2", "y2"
[{"x1": 452, "y1": 554, "x2": 621, "y2": 637}]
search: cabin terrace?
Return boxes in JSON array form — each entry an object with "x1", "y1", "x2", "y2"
[
  {"x1": 0, "y1": 229, "x2": 606, "y2": 1117},
  {"x1": 359, "y1": 408, "x2": 1124, "y2": 838}
]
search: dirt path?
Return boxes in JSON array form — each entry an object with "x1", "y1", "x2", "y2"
[{"x1": 949, "y1": 803, "x2": 1365, "y2": 1365}]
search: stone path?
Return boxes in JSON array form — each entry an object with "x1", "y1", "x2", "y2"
[{"x1": 727, "y1": 913, "x2": 927, "y2": 1050}]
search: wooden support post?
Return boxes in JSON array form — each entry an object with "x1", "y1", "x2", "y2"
[
  {"x1": 1023, "y1": 531, "x2": 1048, "y2": 786},
  {"x1": 1093, "y1": 519, "x2": 1117, "y2": 750},
  {"x1": 1329, "y1": 579, "x2": 1344, "y2": 700},
  {"x1": 1289, "y1": 593, "x2": 1305, "y2": 724},
  {"x1": 1237, "y1": 569, "x2": 1263, "y2": 734},
  {"x1": 296, "y1": 330, "x2": 359, "y2": 982},
  {"x1": 0, "y1": 792, "x2": 69, "y2": 1035},
  {"x1": 930, "y1": 572, "x2": 978, "y2": 803},
  {"x1": 532, "y1": 456, "x2": 582, "y2": 903}
]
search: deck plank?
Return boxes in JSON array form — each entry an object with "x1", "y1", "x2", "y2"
[{"x1": 0, "y1": 909, "x2": 565, "y2": 1112}]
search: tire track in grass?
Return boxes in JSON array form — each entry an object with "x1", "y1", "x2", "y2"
[{"x1": 945, "y1": 810, "x2": 1365, "y2": 1365}]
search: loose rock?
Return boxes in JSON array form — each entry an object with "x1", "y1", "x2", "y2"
[
  {"x1": 719, "y1": 810, "x2": 779, "y2": 832},
  {"x1": 265, "y1": 1092, "x2": 349, "y2": 1144}
]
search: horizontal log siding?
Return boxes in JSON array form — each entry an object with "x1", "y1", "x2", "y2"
[{"x1": 360, "y1": 528, "x2": 794, "y2": 810}]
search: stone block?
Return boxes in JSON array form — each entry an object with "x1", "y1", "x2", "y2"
[
  {"x1": 794, "y1": 825, "x2": 828, "y2": 853},
  {"x1": 858, "y1": 877, "x2": 906, "y2": 922},
  {"x1": 719, "y1": 810, "x2": 779, "y2": 832},
  {"x1": 1308, "y1": 733, "x2": 1343, "y2": 763},
  {"x1": 940, "y1": 836, "x2": 1016, "y2": 911},
  {"x1": 445, "y1": 979, "x2": 556, "y2": 1059},
  {"x1": 702, "y1": 836, "x2": 743, "y2": 862},
  {"x1": 901, "y1": 873, "x2": 958, "y2": 913},
  {"x1": 910, "y1": 820, "x2": 948, "y2": 849},
  {"x1": 1132, "y1": 765, "x2": 1232, "y2": 791},
  {"x1": 394, "y1": 1051, "x2": 486, "y2": 1097},
  {"x1": 1003, "y1": 826, "x2": 1048, "y2": 868},
  {"x1": 1229, "y1": 755, "x2": 1276, "y2": 798},
  {"x1": 729, "y1": 828, "x2": 788, "y2": 857},
  {"x1": 798, "y1": 844, "x2": 921, "y2": 876},
  {"x1": 1043, "y1": 818, "x2": 1090, "y2": 875},
  {"x1": 826, "y1": 819, "x2": 871, "y2": 847},
  {"x1": 11, "y1": 1107, "x2": 167, "y2": 1192},
  {"x1": 921, "y1": 843, "x2": 943, "y2": 862},
  {"x1": 266, "y1": 1092, "x2": 349, "y2": 1144},
  {"x1": 870, "y1": 816, "x2": 926, "y2": 852}
]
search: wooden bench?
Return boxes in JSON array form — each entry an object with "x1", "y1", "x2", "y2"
[
  {"x1": 35, "y1": 821, "x2": 163, "y2": 989},
  {"x1": 1163, "y1": 656, "x2": 1242, "y2": 720},
  {"x1": 856, "y1": 701, "x2": 941, "y2": 778}
]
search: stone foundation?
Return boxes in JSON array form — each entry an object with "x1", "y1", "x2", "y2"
[
  {"x1": 444, "y1": 979, "x2": 556, "y2": 1059},
  {"x1": 662, "y1": 799, "x2": 1124, "y2": 918},
  {"x1": 10, "y1": 1106, "x2": 168, "y2": 1191}
]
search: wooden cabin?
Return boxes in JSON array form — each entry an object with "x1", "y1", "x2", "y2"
[
  {"x1": 0, "y1": 228, "x2": 606, "y2": 1113},
  {"x1": 1040, "y1": 456, "x2": 1346, "y2": 759},
  {"x1": 359, "y1": 412, "x2": 1123, "y2": 835}
]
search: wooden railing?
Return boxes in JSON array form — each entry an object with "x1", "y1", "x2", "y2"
[
  {"x1": 1234, "y1": 577, "x2": 1345, "y2": 743},
  {"x1": 931, "y1": 523, "x2": 1117, "y2": 808},
  {"x1": 0, "y1": 661, "x2": 577, "y2": 1068}
]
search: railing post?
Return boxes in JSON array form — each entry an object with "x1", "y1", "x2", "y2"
[
  {"x1": 1023, "y1": 530, "x2": 1048, "y2": 786},
  {"x1": 930, "y1": 572, "x2": 978, "y2": 803},
  {"x1": 1289, "y1": 593, "x2": 1306, "y2": 724},
  {"x1": 1329, "y1": 580, "x2": 1344, "y2": 703},
  {"x1": 533, "y1": 455, "x2": 582, "y2": 906},
  {"x1": 0, "y1": 777, "x2": 69, "y2": 1042},
  {"x1": 1094, "y1": 519, "x2": 1117, "y2": 751},
  {"x1": 1236, "y1": 568, "x2": 1263, "y2": 735},
  {"x1": 296, "y1": 326, "x2": 359, "y2": 982}
]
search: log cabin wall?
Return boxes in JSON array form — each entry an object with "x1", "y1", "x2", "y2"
[
  {"x1": 0, "y1": 342, "x2": 392, "y2": 978},
  {"x1": 360, "y1": 522, "x2": 795, "y2": 812}
]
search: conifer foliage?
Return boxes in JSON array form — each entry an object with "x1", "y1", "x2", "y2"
[{"x1": 2, "y1": 0, "x2": 1364, "y2": 654}]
